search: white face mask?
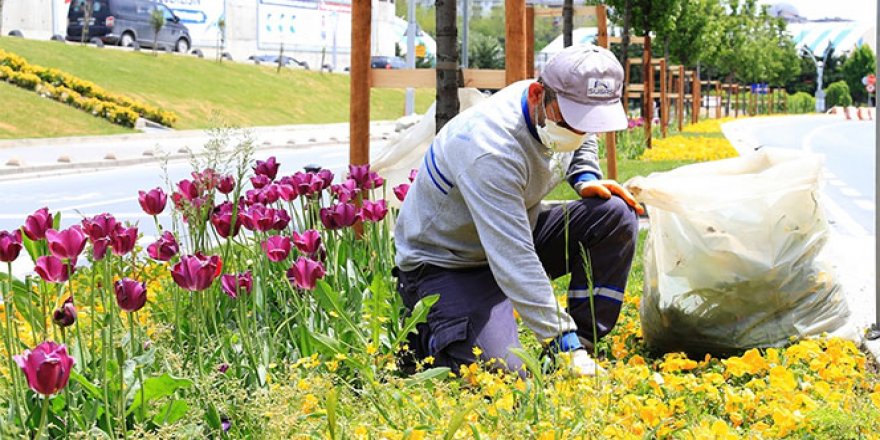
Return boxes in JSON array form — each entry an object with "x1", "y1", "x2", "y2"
[{"x1": 536, "y1": 100, "x2": 587, "y2": 153}]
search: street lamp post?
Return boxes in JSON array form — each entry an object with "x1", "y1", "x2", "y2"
[{"x1": 801, "y1": 45, "x2": 833, "y2": 113}]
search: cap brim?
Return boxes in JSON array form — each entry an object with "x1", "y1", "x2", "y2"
[{"x1": 557, "y1": 95, "x2": 628, "y2": 133}]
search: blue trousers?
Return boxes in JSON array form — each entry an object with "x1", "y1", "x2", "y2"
[{"x1": 395, "y1": 196, "x2": 639, "y2": 373}]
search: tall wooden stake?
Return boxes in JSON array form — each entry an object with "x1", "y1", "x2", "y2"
[
  {"x1": 505, "y1": 0, "x2": 526, "y2": 85},
  {"x1": 659, "y1": 60, "x2": 667, "y2": 138},
  {"x1": 526, "y1": 6, "x2": 535, "y2": 78},
  {"x1": 596, "y1": 5, "x2": 617, "y2": 181},
  {"x1": 350, "y1": 0, "x2": 371, "y2": 166}
]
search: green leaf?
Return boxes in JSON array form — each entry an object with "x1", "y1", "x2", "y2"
[
  {"x1": 152, "y1": 400, "x2": 189, "y2": 426},
  {"x1": 69, "y1": 370, "x2": 102, "y2": 400},
  {"x1": 391, "y1": 294, "x2": 439, "y2": 349},
  {"x1": 125, "y1": 373, "x2": 193, "y2": 416},
  {"x1": 444, "y1": 403, "x2": 477, "y2": 440},
  {"x1": 326, "y1": 387, "x2": 338, "y2": 440},
  {"x1": 205, "y1": 402, "x2": 221, "y2": 430},
  {"x1": 19, "y1": 227, "x2": 40, "y2": 264},
  {"x1": 404, "y1": 367, "x2": 451, "y2": 388},
  {"x1": 313, "y1": 280, "x2": 367, "y2": 346},
  {"x1": 510, "y1": 347, "x2": 544, "y2": 384}
]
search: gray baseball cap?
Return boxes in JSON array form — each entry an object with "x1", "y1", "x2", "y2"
[{"x1": 541, "y1": 44, "x2": 627, "y2": 133}]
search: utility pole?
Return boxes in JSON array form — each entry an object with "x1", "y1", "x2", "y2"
[
  {"x1": 436, "y1": 0, "x2": 459, "y2": 131},
  {"x1": 462, "y1": 0, "x2": 469, "y2": 68},
  {"x1": 405, "y1": 0, "x2": 416, "y2": 115}
]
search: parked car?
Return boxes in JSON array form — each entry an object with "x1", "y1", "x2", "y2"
[
  {"x1": 248, "y1": 54, "x2": 310, "y2": 70},
  {"x1": 66, "y1": 0, "x2": 192, "y2": 53},
  {"x1": 370, "y1": 56, "x2": 407, "y2": 70}
]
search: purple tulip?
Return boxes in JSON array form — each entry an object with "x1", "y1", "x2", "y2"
[
  {"x1": 393, "y1": 183, "x2": 410, "y2": 202},
  {"x1": 241, "y1": 205, "x2": 290, "y2": 232},
  {"x1": 277, "y1": 183, "x2": 297, "y2": 202},
  {"x1": 348, "y1": 164, "x2": 371, "y2": 189},
  {"x1": 81, "y1": 213, "x2": 118, "y2": 260},
  {"x1": 211, "y1": 202, "x2": 242, "y2": 239},
  {"x1": 287, "y1": 257, "x2": 326, "y2": 290},
  {"x1": 171, "y1": 253, "x2": 223, "y2": 292},
  {"x1": 193, "y1": 168, "x2": 220, "y2": 192},
  {"x1": 291, "y1": 172, "x2": 323, "y2": 197},
  {"x1": 262, "y1": 235, "x2": 292, "y2": 262},
  {"x1": 222, "y1": 417, "x2": 231, "y2": 433},
  {"x1": 361, "y1": 199, "x2": 389, "y2": 222},
  {"x1": 368, "y1": 172, "x2": 385, "y2": 189},
  {"x1": 408, "y1": 168, "x2": 418, "y2": 183},
  {"x1": 292, "y1": 229, "x2": 322, "y2": 255},
  {"x1": 35, "y1": 256, "x2": 74, "y2": 283},
  {"x1": 14, "y1": 341, "x2": 75, "y2": 396},
  {"x1": 319, "y1": 203, "x2": 359, "y2": 230},
  {"x1": 217, "y1": 175, "x2": 235, "y2": 194},
  {"x1": 23, "y1": 207, "x2": 53, "y2": 241},
  {"x1": 254, "y1": 156, "x2": 281, "y2": 181},
  {"x1": 114, "y1": 278, "x2": 148, "y2": 312},
  {"x1": 0, "y1": 229, "x2": 22, "y2": 262},
  {"x1": 218, "y1": 363, "x2": 230, "y2": 374},
  {"x1": 138, "y1": 188, "x2": 168, "y2": 216},
  {"x1": 46, "y1": 226, "x2": 87, "y2": 261},
  {"x1": 316, "y1": 169, "x2": 335, "y2": 189},
  {"x1": 52, "y1": 297, "x2": 77, "y2": 328},
  {"x1": 250, "y1": 174, "x2": 271, "y2": 189},
  {"x1": 220, "y1": 271, "x2": 253, "y2": 299},
  {"x1": 110, "y1": 225, "x2": 138, "y2": 257},
  {"x1": 147, "y1": 231, "x2": 179, "y2": 261},
  {"x1": 330, "y1": 179, "x2": 359, "y2": 204},
  {"x1": 177, "y1": 179, "x2": 200, "y2": 201}
]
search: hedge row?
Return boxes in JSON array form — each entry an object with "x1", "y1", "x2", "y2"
[{"x1": 0, "y1": 49, "x2": 177, "y2": 127}]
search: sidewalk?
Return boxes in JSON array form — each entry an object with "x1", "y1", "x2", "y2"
[{"x1": 0, "y1": 121, "x2": 399, "y2": 179}]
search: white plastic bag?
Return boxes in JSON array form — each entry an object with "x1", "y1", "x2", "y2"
[{"x1": 626, "y1": 148, "x2": 850, "y2": 356}]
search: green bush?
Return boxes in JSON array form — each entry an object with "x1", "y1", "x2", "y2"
[
  {"x1": 787, "y1": 91, "x2": 815, "y2": 114},
  {"x1": 825, "y1": 80, "x2": 852, "y2": 108}
]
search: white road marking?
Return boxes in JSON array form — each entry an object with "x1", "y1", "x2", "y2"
[
  {"x1": 840, "y1": 186, "x2": 862, "y2": 198},
  {"x1": 854, "y1": 199, "x2": 876, "y2": 211},
  {"x1": 828, "y1": 179, "x2": 847, "y2": 187}
]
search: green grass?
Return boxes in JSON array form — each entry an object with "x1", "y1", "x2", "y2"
[
  {"x1": 0, "y1": 82, "x2": 133, "y2": 139},
  {"x1": 545, "y1": 158, "x2": 695, "y2": 200},
  {"x1": 0, "y1": 37, "x2": 435, "y2": 130}
]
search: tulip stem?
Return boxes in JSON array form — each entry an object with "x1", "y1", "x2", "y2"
[
  {"x1": 4, "y1": 262, "x2": 24, "y2": 425},
  {"x1": 34, "y1": 396, "x2": 50, "y2": 440},
  {"x1": 130, "y1": 312, "x2": 146, "y2": 422},
  {"x1": 101, "y1": 260, "x2": 114, "y2": 436}
]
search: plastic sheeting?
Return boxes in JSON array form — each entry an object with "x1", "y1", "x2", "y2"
[{"x1": 626, "y1": 148, "x2": 851, "y2": 357}]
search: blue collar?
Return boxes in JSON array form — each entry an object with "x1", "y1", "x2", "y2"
[{"x1": 521, "y1": 89, "x2": 541, "y2": 142}]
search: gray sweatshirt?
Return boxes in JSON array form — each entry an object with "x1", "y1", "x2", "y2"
[{"x1": 394, "y1": 80, "x2": 603, "y2": 342}]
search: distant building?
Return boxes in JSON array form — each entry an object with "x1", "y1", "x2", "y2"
[{"x1": 766, "y1": 1, "x2": 875, "y2": 56}]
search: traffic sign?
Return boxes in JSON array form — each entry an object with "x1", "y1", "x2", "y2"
[{"x1": 868, "y1": 84, "x2": 875, "y2": 93}]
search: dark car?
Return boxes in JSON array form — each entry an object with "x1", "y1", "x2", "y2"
[
  {"x1": 370, "y1": 56, "x2": 407, "y2": 69},
  {"x1": 248, "y1": 54, "x2": 310, "y2": 70},
  {"x1": 67, "y1": 0, "x2": 192, "y2": 53}
]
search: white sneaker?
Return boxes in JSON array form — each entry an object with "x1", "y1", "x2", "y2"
[{"x1": 569, "y1": 349, "x2": 605, "y2": 377}]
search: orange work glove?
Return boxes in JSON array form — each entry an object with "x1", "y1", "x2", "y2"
[{"x1": 578, "y1": 180, "x2": 645, "y2": 215}]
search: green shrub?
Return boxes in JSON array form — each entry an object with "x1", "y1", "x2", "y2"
[
  {"x1": 787, "y1": 91, "x2": 815, "y2": 113},
  {"x1": 825, "y1": 80, "x2": 853, "y2": 108}
]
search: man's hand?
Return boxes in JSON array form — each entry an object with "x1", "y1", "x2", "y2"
[
  {"x1": 578, "y1": 180, "x2": 645, "y2": 215},
  {"x1": 567, "y1": 349, "x2": 605, "y2": 377}
]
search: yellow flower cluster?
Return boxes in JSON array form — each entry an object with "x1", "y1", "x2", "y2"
[
  {"x1": 641, "y1": 136, "x2": 739, "y2": 162},
  {"x1": 683, "y1": 117, "x2": 739, "y2": 134},
  {"x1": 0, "y1": 49, "x2": 177, "y2": 127}
]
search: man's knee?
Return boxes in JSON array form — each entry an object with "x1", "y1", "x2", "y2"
[{"x1": 571, "y1": 196, "x2": 639, "y2": 242}]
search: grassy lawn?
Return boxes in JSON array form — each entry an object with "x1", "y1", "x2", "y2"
[
  {"x1": 0, "y1": 37, "x2": 435, "y2": 130},
  {"x1": 0, "y1": 81, "x2": 133, "y2": 139},
  {"x1": 545, "y1": 158, "x2": 695, "y2": 200}
]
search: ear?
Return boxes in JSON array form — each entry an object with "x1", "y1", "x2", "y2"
[{"x1": 527, "y1": 82, "x2": 544, "y2": 105}]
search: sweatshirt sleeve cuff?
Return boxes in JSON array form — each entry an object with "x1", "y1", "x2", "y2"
[
  {"x1": 572, "y1": 172, "x2": 599, "y2": 194},
  {"x1": 550, "y1": 331, "x2": 583, "y2": 353}
]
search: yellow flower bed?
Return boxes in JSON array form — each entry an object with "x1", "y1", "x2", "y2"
[
  {"x1": 0, "y1": 48, "x2": 177, "y2": 127},
  {"x1": 641, "y1": 135, "x2": 739, "y2": 162},
  {"x1": 682, "y1": 117, "x2": 738, "y2": 134}
]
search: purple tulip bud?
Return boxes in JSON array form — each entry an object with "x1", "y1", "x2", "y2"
[
  {"x1": 177, "y1": 179, "x2": 200, "y2": 201},
  {"x1": 193, "y1": 168, "x2": 220, "y2": 191},
  {"x1": 361, "y1": 199, "x2": 389, "y2": 222},
  {"x1": 277, "y1": 183, "x2": 297, "y2": 202},
  {"x1": 291, "y1": 172, "x2": 323, "y2": 197},
  {"x1": 171, "y1": 253, "x2": 223, "y2": 292},
  {"x1": 46, "y1": 226, "x2": 87, "y2": 261},
  {"x1": 218, "y1": 363, "x2": 230, "y2": 374},
  {"x1": 35, "y1": 255, "x2": 75, "y2": 283},
  {"x1": 292, "y1": 229, "x2": 322, "y2": 255},
  {"x1": 393, "y1": 184, "x2": 410, "y2": 202},
  {"x1": 0, "y1": 230, "x2": 22, "y2": 263},
  {"x1": 347, "y1": 164, "x2": 372, "y2": 189},
  {"x1": 287, "y1": 257, "x2": 326, "y2": 290},
  {"x1": 114, "y1": 278, "x2": 148, "y2": 312},
  {"x1": 14, "y1": 341, "x2": 75, "y2": 396},
  {"x1": 330, "y1": 179, "x2": 359, "y2": 204},
  {"x1": 81, "y1": 213, "x2": 118, "y2": 242},
  {"x1": 368, "y1": 171, "x2": 385, "y2": 189},
  {"x1": 110, "y1": 225, "x2": 139, "y2": 257},
  {"x1": 408, "y1": 168, "x2": 418, "y2": 183},
  {"x1": 211, "y1": 202, "x2": 242, "y2": 239},
  {"x1": 138, "y1": 188, "x2": 168, "y2": 216},
  {"x1": 319, "y1": 203, "x2": 359, "y2": 230},
  {"x1": 52, "y1": 297, "x2": 77, "y2": 328},
  {"x1": 23, "y1": 207, "x2": 53, "y2": 241},
  {"x1": 262, "y1": 236, "x2": 292, "y2": 262},
  {"x1": 254, "y1": 156, "x2": 280, "y2": 181},
  {"x1": 220, "y1": 271, "x2": 253, "y2": 299},
  {"x1": 217, "y1": 175, "x2": 235, "y2": 194},
  {"x1": 221, "y1": 417, "x2": 231, "y2": 433},
  {"x1": 250, "y1": 174, "x2": 271, "y2": 190},
  {"x1": 147, "y1": 231, "x2": 179, "y2": 261}
]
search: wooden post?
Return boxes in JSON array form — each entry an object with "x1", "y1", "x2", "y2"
[
  {"x1": 691, "y1": 71, "x2": 700, "y2": 123},
  {"x1": 715, "y1": 81, "x2": 721, "y2": 119},
  {"x1": 659, "y1": 59, "x2": 667, "y2": 138},
  {"x1": 595, "y1": 5, "x2": 616, "y2": 181},
  {"x1": 643, "y1": 35, "x2": 652, "y2": 148},
  {"x1": 349, "y1": 0, "x2": 371, "y2": 166},
  {"x1": 782, "y1": 88, "x2": 788, "y2": 113},
  {"x1": 678, "y1": 65, "x2": 684, "y2": 131},
  {"x1": 769, "y1": 87, "x2": 775, "y2": 115},
  {"x1": 526, "y1": 6, "x2": 535, "y2": 78},
  {"x1": 505, "y1": 0, "x2": 526, "y2": 84},
  {"x1": 734, "y1": 84, "x2": 739, "y2": 117}
]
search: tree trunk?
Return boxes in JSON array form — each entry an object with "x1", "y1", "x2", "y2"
[
  {"x1": 563, "y1": 0, "x2": 573, "y2": 48},
  {"x1": 621, "y1": 0, "x2": 631, "y2": 65},
  {"x1": 435, "y1": 0, "x2": 459, "y2": 132}
]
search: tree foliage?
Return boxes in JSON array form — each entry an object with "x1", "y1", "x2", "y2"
[
  {"x1": 841, "y1": 44, "x2": 876, "y2": 104},
  {"x1": 825, "y1": 80, "x2": 852, "y2": 107}
]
